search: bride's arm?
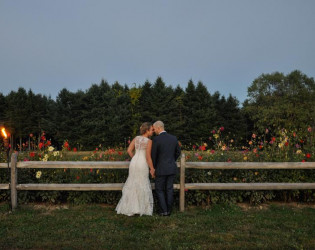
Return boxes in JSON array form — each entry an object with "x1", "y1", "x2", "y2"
[
  {"x1": 127, "y1": 138, "x2": 136, "y2": 158},
  {"x1": 146, "y1": 140, "x2": 155, "y2": 177}
]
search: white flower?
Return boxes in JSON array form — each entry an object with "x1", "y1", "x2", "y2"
[
  {"x1": 36, "y1": 171, "x2": 42, "y2": 179},
  {"x1": 53, "y1": 151, "x2": 60, "y2": 157},
  {"x1": 296, "y1": 150, "x2": 302, "y2": 154},
  {"x1": 42, "y1": 154, "x2": 49, "y2": 161},
  {"x1": 48, "y1": 146, "x2": 54, "y2": 152}
]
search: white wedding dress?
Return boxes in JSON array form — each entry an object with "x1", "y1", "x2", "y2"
[{"x1": 115, "y1": 136, "x2": 153, "y2": 216}]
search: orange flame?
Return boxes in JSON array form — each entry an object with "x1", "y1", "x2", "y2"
[{"x1": 1, "y1": 128, "x2": 7, "y2": 139}]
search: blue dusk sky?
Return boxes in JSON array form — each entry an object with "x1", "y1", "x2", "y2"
[{"x1": 0, "y1": 0, "x2": 314, "y2": 104}]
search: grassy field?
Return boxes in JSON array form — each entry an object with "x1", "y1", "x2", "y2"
[{"x1": 1, "y1": 202, "x2": 315, "y2": 249}]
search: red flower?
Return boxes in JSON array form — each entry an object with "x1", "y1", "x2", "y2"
[
  {"x1": 29, "y1": 152, "x2": 36, "y2": 158},
  {"x1": 227, "y1": 158, "x2": 232, "y2": 162},
  {"x1": 64, "y1": 141, "x2": 69, "y2": 148},
  {"x1": 220, "y1": 127, "x2": 224, "y2": 131},
  {"x1": 41, "y1": 136, "x2": 46, "y2": 141},
  {"x1": 198, "y1": 155, "x2": 203, "y2": 160},
  {"x1": 73, "y1": 147, "x2": 77, "y2": 152},
  {"x1": 29, "y1": 133, "x2": 33, "y2": 137},
  {"x1": 200, "y1": 145, "x2": 206, "y2": 151},
  {"x1": 90, "y1": 168, "x2": 93, "y2": 173},
  {"x1": 302, "y1": 159, "x2": 306, "y2": 162},
  {"x1": 118, "y1": 151, "x2": 123, "y2": 155},
  {"x1": 76, "y1": 176, "x2": 80, "y2": 180},
  {"x1": 211, "y1": 130, "x2": 216, "y2": 134},
  {"x1": 272, "y1": 137, "x2": 276, "y2": 142},
  {"x1": 210, "y1": 150, "x2": 215, "y2": 154},
  {"x1": 306, "y1": 153, "x2": 311, "y2": 158},
  {"x1": 285, "y1": 142, "x2": 289, "y2": 146},
  {"x1": 38, "y1": 142, "x2": 44, "y2": 149},
  {"x1": 192, "y1": 145, "x2": 196, "y2": 149}
]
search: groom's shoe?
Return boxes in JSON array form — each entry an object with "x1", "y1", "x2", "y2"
[{"x1": 159, "y1": 212, "x2": 168, "y2": 216}]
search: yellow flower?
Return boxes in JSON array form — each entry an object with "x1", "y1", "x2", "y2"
[
  {"x1": 214, "y1": 134, "x2": 219, "y2": 139},
  {"x1": 36, "y1": 171, "x2": 42, "y2": 179},
  {"x1": 82, "y1": 156, "x2": 89, "y2": 161},
  {"x1": 255, "y1": 172, "x2": 259, "y2": 175},
  {"x1": 233, "y1": 177, "x2": 237, "y2": 181},
  {"x1": 96, "y1": 169, "x2": 100, "y2": 174},
  {"x1": 243, "y1": 156, "x2": 248, "y2": 161},
  {"x1": 296, "y1": 150, "x2": 302, "y2": 154}
]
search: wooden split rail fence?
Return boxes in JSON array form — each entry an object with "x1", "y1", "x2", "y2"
[{"x1": 1, "y1": 153, "x2": 315, "y2": 211}]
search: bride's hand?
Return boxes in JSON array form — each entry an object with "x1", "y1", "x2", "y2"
[{"x1": 150, "y1": 168, "x2": 155, "y2": 178}]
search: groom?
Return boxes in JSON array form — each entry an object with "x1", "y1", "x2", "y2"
[{"x1": 151, "y1": 121, "x2": 181, "y2": 216}]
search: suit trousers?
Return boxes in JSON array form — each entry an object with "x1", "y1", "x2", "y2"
[{"x1": 155, "y1": 174, "x2": 175, "y2": 213}]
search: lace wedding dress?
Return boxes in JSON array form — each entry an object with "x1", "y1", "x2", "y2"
[{"x1": 115, "y1": 136, "x2": 153, "y2": 216}]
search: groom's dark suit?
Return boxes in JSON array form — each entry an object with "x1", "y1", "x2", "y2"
[{"x1": 151, "y1": 132, "x2": 181, "y2": 215}]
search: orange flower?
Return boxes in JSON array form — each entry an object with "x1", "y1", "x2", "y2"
[{"x1": 198, "y1": 155, "x2": 203, "y2": 160}]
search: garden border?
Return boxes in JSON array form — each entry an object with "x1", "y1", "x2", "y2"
[{"x1": 1, "y1": 153, "x2": 315, "y2": 211}]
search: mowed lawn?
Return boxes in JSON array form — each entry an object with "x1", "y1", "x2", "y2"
[{"x1": 0, "y1": 203, "x2": 315, "y2": 249}]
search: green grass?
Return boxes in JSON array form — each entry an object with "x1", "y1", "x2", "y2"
[{"x1": 1, "y1": 203, "x2": 315, "y2": 249}]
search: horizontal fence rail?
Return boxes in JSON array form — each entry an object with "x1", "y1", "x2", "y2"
[
  {"x1": 1, "y1": 153, "x2": 315, "y2": 211},
  {"x1": 185, "y1": 161, "x2": 315, "y2": 169}
]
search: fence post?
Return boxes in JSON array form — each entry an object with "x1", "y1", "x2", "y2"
[
  {"x1": 10, "y1": 153, "x2": 18, "y2": 210},
  {"x1": 180, "y1": 153, "x2": 186, "y2": 212}
]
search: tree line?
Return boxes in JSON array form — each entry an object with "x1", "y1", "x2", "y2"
[{"x1": 0, "y1": 70, "x2": 314, "y2": 150}]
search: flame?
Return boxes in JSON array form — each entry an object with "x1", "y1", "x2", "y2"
[{"x1": 1, "y1": 128, "x2": 7, "y2": 139}]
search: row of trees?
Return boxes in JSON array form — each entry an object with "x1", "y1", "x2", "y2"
[{"x1": 0, "y1": 70, "x2": 314, "y2": 150}]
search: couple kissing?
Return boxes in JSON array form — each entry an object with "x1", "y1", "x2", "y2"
[{"x1": 115, "y1": 121, "x2": 181, "y2": 216}]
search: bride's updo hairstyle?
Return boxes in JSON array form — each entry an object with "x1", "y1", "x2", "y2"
[{"x1": 140, "y1": 122, "x2": 152, "y2": 135}]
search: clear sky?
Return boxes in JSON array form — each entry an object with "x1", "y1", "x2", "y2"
[{"x1": 1, "y1": 0, "x2": 314, "y2": 104}]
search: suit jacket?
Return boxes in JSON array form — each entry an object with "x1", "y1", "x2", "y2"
[{"x1": 151, "y1": 132, "x2": 181, "y2": 176}]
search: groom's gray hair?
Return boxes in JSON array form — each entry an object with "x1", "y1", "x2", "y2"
[{"x1": 153, "y1": 121, "x2": 164, "y2": 129}]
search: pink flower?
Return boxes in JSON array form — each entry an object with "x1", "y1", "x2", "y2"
[
  {"x1": 252, "y1": 134, "x2": 256, "y2": 139},
  {"x1": 220, "y1": 127, "x2": 224, "y2": 131},
  {"x1": 308, "y1": 127, "x2": 312, "y2": 132}
]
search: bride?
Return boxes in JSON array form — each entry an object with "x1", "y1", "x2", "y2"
[{"x1": 115, "y1": 122, "x2": 155, "y2": 216}]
